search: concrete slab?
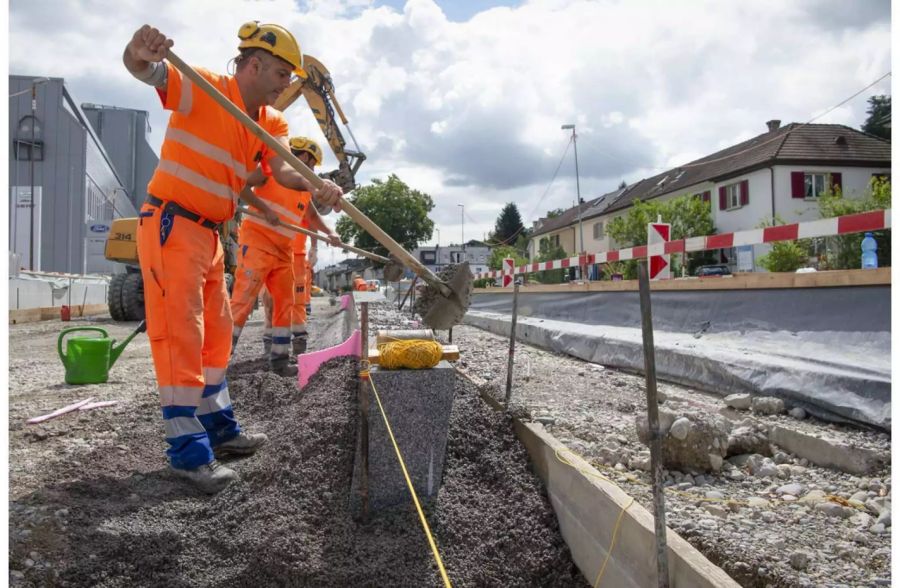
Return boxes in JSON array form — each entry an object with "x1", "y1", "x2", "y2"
[
  {"x1": 768, "y1": 425, "x2": 888, "y2": 476},
  {"x1": 351, "y1": 360, "x2": 456, "y2": 515}
]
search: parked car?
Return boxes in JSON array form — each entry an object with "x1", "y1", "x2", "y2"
[{"x1": 695, "y1": 264, "x2": 732, "y2": 277}]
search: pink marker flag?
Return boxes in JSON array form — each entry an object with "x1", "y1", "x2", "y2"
[{"x1": 298, "y1": 329, "x2": 362, "y2": 389}]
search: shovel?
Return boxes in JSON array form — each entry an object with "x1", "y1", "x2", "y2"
[
  {"x1": 165, "y1": 51, "x2": 472, "y2": 329},
  {"x1": 238, "y1": 206, "x2": 405, "y2": 281}
]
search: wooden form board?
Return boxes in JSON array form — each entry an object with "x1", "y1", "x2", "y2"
[
  {"x1": 9, "y1": 304, "x2": 109, "y2": 325},
  {"x1": 474, "y1": 268, "x2": 890, "y2": 295}
]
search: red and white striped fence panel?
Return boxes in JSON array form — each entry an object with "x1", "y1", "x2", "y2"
[{"x1": 475, "y1": 209, "x2": 891, "y2": 280}]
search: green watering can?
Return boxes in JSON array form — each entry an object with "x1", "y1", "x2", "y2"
[{"x1": 57, "y1": 321, "x2": 147, "y2": 385}]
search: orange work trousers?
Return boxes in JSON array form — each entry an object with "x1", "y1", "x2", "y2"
[
  {"x1": 291, "y1": 252, "x2": 308, "y2": 335},
  {"x1": 137, "y1": 201, "x2": 240, "y2": 471},
  {"x1": 230, "y1": 245, "x2": 293, "y2": 359}
]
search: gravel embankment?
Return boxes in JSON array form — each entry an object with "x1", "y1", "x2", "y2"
[
  {"x1": 369, "y1": 301, "x2": 891, "y2": 588},
  {"x1": 9, "y1": 297, "x2": 586, "y2": 587}
]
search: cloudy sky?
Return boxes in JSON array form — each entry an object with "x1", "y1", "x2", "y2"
[{"x1": 8, "y1": 0, "x2": 891, "y2": 268}]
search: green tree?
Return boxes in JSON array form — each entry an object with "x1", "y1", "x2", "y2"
[
  {"x1": 490, "y1": 202, "x2": 525, "y2": 245},
  {"x1": 533, "y1": 238, "x2": 567, "y2": 283},
  {"x1": 861, "y1": 95, "x2": 891, "y2": 141},
  {"x1": 335, "y1": 174, "x2": 434, "y2": 258},
  {"x1": 606, "y1": 194, "x2": 717, "y2": 278},
  {"x1": 817, "y1": 177, "x2": 891, "y2": 269},
  {"x1": 545, "y1": 208, "x2": 565, "y2": 219},
  {"x1": 488, "y1": 245, "x2": 527, "y2": 271},
  {"x1": 756, "y1": 216, "x2": 811, "y2": 273}
]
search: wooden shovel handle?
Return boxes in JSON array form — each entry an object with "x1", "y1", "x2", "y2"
[
  {"x1": 238, "y1": 206, "x2": 390, "y2": 264},
  {"x1": 165, "y1": 51, "x2": 449, "y2": 296}
]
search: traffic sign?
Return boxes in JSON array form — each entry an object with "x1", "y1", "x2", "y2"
[
  {"x1": 502, "y1": 257, "x2": 515, "y2": 287},
  {"x1": 648, "y1": 222, "x2": 671, "y2": 280}
]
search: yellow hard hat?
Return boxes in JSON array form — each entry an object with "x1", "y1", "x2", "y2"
[
  {"x1": 289, "y1": 136, "x2": 323, "y2": 166},
  {"x1": 237, "y1": 21, "x2": 307, "y2": 78}
]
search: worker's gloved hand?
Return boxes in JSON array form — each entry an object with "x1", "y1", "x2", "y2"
[
  {"x1": 312, "y1": 179, "x2": 342, "y2": 212},
  {"x1": 128, "y1": 25, "x2": 173, "y2": 63}
]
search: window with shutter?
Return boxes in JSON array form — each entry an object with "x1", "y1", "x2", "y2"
[
  {"x1": 803, "y1": 173, "x2": 827, "y2": 199},
  {"x1": 721, "y1": 182, "x2": 745, "y2": 210}
]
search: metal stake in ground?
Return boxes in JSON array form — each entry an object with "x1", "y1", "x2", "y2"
[
  {"x1": 638, "y1": 261, "x2": 669, "y2": 587},
  {"x1": 398, "y1": 276, "x2": 418, "y2": 311},
  {"x1": 504, "y1": 280, "x2": 520, "y2": 406},
  {"x1": 357, "y1": 300, "x2": 371, "y2": 521}
]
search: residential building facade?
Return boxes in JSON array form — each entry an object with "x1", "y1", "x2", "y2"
[
  {"x1": 412, "y1": 241, "x2": 491, "y2": 277},
  {"x1": 529, "y1": 121, "x2": 890, "y2": 273}
]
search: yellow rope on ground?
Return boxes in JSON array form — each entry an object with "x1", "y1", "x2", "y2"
[
  {"x1": 368, "y1": 376, "x2": 452, "y2": 587},
  {"x1": 594, "y1": 496, "x2": 635, "y2": 588},
  {"x1": 377, "y1": 339, "x2": 443, "y2": 370}
]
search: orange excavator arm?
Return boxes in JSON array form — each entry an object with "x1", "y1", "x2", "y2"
[{"x1": 274, "y1": 55, "x2": 366, "y2": 195}]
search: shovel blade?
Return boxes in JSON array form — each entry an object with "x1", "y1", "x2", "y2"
[{"x1": 420, "y1": 262, "x2": 474, "y2": 330}]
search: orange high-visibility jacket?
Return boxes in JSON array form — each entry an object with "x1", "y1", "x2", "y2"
[
  {"x1": 291, "y1": 216, "x2": 311, "y2": 256},
  {"x1": 239, "y1": 182, "x2": 312, "y2": 260},
  {"x1": 146, "y1": 63, "x2": 289, "y2": 223}
]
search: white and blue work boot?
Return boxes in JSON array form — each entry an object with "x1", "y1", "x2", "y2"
[
  {"x1": 170, "y1": 460, "x2": 238, "y2": 494},
  {"x1": 214, "y1": 431, "x2": 268, "y2": 458}
]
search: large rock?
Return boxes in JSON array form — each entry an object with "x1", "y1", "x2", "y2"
[
  {"x1": 635, "y1": 408, "x2": 729, "y2": 472},
  {"x1": 724, "y1": 393, "x2": 752, "y2": 410},
  {"x1": 726, "y1": 423, "x2": 772, "y2": 457},
  {"x1": 751, "y1": 396, "x2": 785, "y2": 415}
]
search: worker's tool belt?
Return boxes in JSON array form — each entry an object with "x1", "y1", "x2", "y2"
[{"x1": 146, "y1": 195, "x2": 221, "y2": 233}]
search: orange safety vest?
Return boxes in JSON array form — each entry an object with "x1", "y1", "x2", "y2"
[
  {"x1": 146, "y1": 62, "x2": 289, "y2": 223},
  {"x1": 239, "y1": 182, "x2": 311, "y2": 260},
  {"x1": 291, "y1": 217, "x2": 311, "y2": 256}
]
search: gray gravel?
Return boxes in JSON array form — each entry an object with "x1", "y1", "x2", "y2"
[
  {"x1": 9, "y1": 298, "x2": 585, "y2": 587},
  {"x1": 369, "y1": 302, "x2": 892, "y2": 588}
]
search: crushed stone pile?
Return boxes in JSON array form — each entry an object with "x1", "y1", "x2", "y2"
[{"x1": 12, "y1": 350, "x2": 586, "y2": 587}]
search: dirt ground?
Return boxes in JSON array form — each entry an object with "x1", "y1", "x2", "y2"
[{"x1": 8, "y1": 297, "x2": 586, "y2": 587}]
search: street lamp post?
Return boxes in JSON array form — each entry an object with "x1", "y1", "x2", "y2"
[
  {"x1": 562, "y1": 123, "x2": 586, "y2": 280},
  {"x1": 457, "y1": 204, "x2": 465, "y2": 262},
  {"x1": 28, "y1": 77, "x2": 50, "y2": 271}
]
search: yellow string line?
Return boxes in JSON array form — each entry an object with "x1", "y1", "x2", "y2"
[
  {"x1": 368, "y1": 376, "x2": 453, "y2": 588},
  {"x1": 594, "y1": 496, "x2": 635, "y2": 588}
]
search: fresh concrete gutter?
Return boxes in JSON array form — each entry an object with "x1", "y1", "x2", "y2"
[{"x1": 472, "y1": 375, "x2": 739, "y2": 588}]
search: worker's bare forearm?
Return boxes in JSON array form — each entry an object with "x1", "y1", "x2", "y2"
[{"x1": 305, "y1": 204, "x2": 335, "y2": 237}]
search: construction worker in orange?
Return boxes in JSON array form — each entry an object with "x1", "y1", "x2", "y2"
[
  {"x1": 231, "y1": 136, "x2": 340, "y2": 372},
  {"x1": 305, "y1": 237, "x2": 317, "y2": 317},
  {"x1": 124, "y1": 22, "x2": 343, "y2": 493},
  {"x1": 286, "y1": 138, "x2": 327, "y2": 356},
  {"x1": 353, "y1": 274, "x2": 369, "y2": 291}
]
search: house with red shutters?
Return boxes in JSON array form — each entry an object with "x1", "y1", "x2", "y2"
[{"x1": 528, "y1": 120, "x2": 891, "y2": 273}]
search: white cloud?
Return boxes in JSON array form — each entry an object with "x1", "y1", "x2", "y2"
[{"x1": 8, "y1": 0, "x2": 891, "y2": 268}]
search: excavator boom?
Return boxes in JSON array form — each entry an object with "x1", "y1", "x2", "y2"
[{"x1": 274, "y1": 55, "x2": 365, "y2": 194}]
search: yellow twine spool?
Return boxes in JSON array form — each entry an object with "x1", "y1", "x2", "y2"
[{"x1": 377, "y1": 339, "x2": 443, "y2": 369}]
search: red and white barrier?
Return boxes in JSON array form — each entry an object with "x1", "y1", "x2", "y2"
[{"x1": 476, "y1": 209, "x2": 891, "y2": 279}]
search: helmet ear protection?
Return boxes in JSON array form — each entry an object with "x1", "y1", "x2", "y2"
[{"x1": 237, "y1": 21, "x2": 260, "y2": 40}]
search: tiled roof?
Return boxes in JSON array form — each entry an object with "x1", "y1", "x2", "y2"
[{"x1": 603, "y1": 123, "x2": 890, "y2": 214}]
